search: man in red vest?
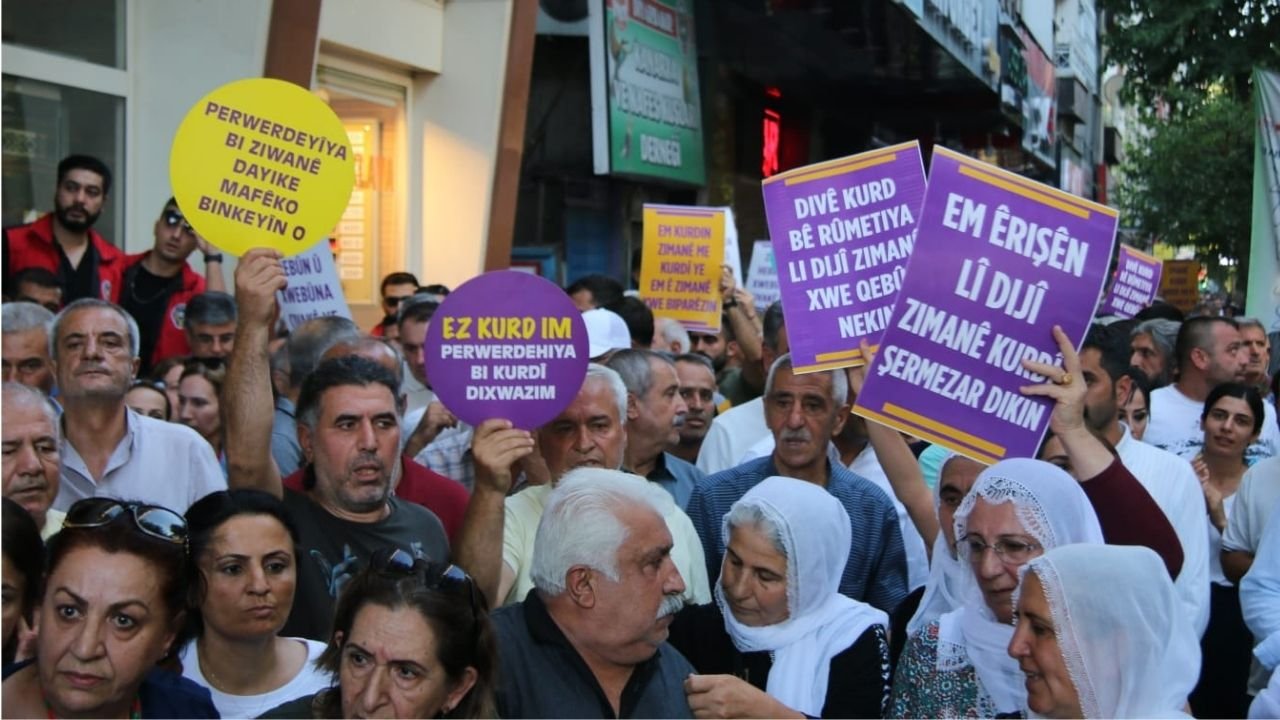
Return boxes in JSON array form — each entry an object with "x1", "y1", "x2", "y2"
[
  {"x1": 119, "y1": 198, "x2": 226, "y2": 372},
  {"x1": 3, "y1": 155, "x2": 124, "y2": 304}
]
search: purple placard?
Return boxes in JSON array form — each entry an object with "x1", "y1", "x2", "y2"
[
  {"x1": 1100, "y1": 245, "x2": 1164, "y2": 318},
  {"x1": 762, "y1": 141, "x2": 926, "y2": 373},
  {"x1": 853, "y1": 147, "x2": 1119, "y2": 464},
  {"x1": 425, "y1": 271, "x2": 589, "y2": 430}
]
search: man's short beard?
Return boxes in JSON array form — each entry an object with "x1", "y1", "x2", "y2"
[{"x1": 54, "y1": 204, "x2": 101, "y2": 233}]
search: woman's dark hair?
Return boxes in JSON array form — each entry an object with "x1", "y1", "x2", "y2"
[
  {"x1": 149, "y1": 355, "x2": 188, "y2": 384},
  {"x1": 1201, "y1": 382, "x2": 1265, "y2": 438},
  {"x1": 314, "y1": 558, "x2": 498, "y2": 719},
  {"x1": 44, "y1": 505, "x2": 187, "y2": 627},
  {"x1": 181, "y1": 490, "x2": 300, "y2": 643},
  {"x1": 2, "y1": 498, "x2": 44, "y2": 665}
]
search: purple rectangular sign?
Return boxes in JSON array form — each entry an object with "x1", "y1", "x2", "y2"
[
  {"x1": 853, "y1": 147, "x2": 1119, "y2": 464},
  {"x1": 1101, "y1": 245, "x2": 1163, "y2": 318},
  {"x1": 762, "y1": 141, "x2": 926, "y2": 373}
]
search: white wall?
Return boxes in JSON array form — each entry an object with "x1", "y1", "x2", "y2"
[
  {"x1": 414, "y1": 0, "x2": 514, "y2": 287},
  {"x1": 319, "y1": 0, "x2": 444, "y2": 73},
  {"x1": 128, "y1": 0, "x2": 272, "y2": 270}
]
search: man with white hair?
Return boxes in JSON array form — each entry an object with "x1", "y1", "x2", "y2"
[
  {"x1": 653, "y1": 317, "x2": 691, "y2": 354},
  {"x1": 2, "y1": 382, "x2": 65, "y2": 537},
  {"x1": 454, "y1": 363, "x2": 711, "y2": 608},
  {"x1": 2, "y1": 301, "x2": 56, "y2": 394},
  {"x1": 50, "y1": 298, "x2": 225, "y2": 511},
  {"x1": 687, "y1": 353, "x2": 908, "y2": 613},
  {"x1": 491, "y1": 468, "x2": 694, "y2": 718}
]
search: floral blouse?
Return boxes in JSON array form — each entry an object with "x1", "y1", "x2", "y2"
[{"x1": 890, "y1": 619, "x2": 1004, "y2": 719}]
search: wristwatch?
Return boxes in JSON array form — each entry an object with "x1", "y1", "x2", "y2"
[
  {"x1": 204, "y1": 253, "x2": 224, "y2": 263},
  {"x1": 724, "y1": 296, "x2": 739, "y2": 309}
]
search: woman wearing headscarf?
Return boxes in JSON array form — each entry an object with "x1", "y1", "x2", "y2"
[
  {"x1": 668, "y1": 475, "x2": 891, "y2": 718},
  {"x1": 890, "y1": 326, "x2": 1185, "y2": 718},
  {"x1": 1009, "y1": 544, "x2": 1199, "y2": 718},
  {"x1": 905, "y1": 451, "x2": 983, "y2": 640}
]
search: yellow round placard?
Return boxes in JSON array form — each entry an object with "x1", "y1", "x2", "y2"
[{"x1": 169, "y1": 78, "x2": 354, "y2": 257}]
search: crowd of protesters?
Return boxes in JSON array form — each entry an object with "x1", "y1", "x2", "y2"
[{"x1": 3, "y1": 153, "x2": 1280, "y2": 719}]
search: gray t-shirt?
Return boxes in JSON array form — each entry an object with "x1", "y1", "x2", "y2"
[{"x1": 280, "y1": 489, "x2": 449, "y2": 641}]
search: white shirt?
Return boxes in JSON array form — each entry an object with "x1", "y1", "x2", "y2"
[
  {"x1": 56, "y1": 409, "x2": 226, "y2": 513},
  {"x1": 1146, "y1": 384, "x2": 1280, "y2": 464},
  {"x1": 696, "y1": 397, "x2": 769, "y2": 475},
  {"x1": 1116, "y1": 427, "x2": 1211, "y2": 637},
  {"x1": 1223, "y1": 456, "x2": 1280, "y2": 555},
  {"x1": 1242, "y1": 502, "x2": 1280, "y2": 684},
  {"x1": 1210, "y1": 494, "x2": 1239, "y2": 587},
  {"x1": 179, "y1": 637, "x2": 329, "y2": 718}
]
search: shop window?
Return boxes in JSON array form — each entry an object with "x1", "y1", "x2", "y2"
[
  {"x1": 315, "y1": 65, "x2": 407, "y2": 325},
  {"x1": 2, "y1": 74, "x2": 125, "y2": 243},
  {"x1": 2, "y1": 0, "x2": 126, "y2": 69}
]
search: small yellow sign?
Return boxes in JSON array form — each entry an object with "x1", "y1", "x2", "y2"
[
  {"x1": 639, "y1": 205, "x2": 724, "y2": 334},
  {"x1": 169, "y1": 78, "x2": 355, "y2": 257}
]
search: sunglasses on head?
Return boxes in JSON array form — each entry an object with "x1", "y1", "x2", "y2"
[
  {"x1": 130, "y1": 379, "x2": 166, "y2": 392},
  {"x1": 162, "y1": 209, "x2": 196, "y2": 236},
  {"x1": 372, "y1": 548, "x2": 488, "y2": 616},
  {"x1": 63, "y1": 498, "x2": 188, "y2": 547}
]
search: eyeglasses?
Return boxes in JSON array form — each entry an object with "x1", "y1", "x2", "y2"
[
  {"x1": 382, "y1": 295, "x2": 413, "y2": 309},
  {"x1": 957, "y1": 535, "x2": 1041, "y2": 566},
  {"x1": 63, "y1": 498, "x2": 188, "y2": 547},
  {"x1": 371, "y1": 548, "x2": 488, "y2": 616},
  {"x1": 162, "y1": 209, "x2": 196, "y2": 236}
]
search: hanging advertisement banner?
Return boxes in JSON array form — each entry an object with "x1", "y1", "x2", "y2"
[
  {"x1": 588, "y1": 0, "x2": 705, "y2": 186},
  {"x1": 1247, "y1": 68, "x2": 1280, "y2": 332}
]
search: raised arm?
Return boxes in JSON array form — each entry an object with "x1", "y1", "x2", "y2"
[
  {"x1": 223, "y1": 248, "x2": 287, "y2": 497},
  {"x1": 1021, "y1": 325, "x2": 1183, "y2": 579},
  {"x1": 848, "y1": 343, "x2": 939, "y2": 553},
  {"x1": 453, "y1": 418, "x2": 533, "y2": 605}
]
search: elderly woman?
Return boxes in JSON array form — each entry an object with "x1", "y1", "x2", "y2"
[
  {"x1": 1009, "y1": 544, "x2": 1199, "y2": 718},
  {"x1": 178, "y1": 490, "x2": 329, "y2": 718},
  {"x1": 669, "y1": 476, "x2": 891, "y2": 718},
  {"x1": 1, "y1": 498, "x2": 218, "y2": 718},
  {"x1": 262, "y1": 550, "x2": 497, "y2": 719},
  {"x1": 891, "y1": 458, "x2": 1107, "y2": 717}
]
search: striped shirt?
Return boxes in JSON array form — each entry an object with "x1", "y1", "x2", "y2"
[{"x1": 687, "y1": 455, "x2": 909, "y2": 614}]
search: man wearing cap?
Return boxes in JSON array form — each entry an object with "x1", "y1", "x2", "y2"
[{"x1": 583, "y1": 307, "x2": 632, "y2": 362}]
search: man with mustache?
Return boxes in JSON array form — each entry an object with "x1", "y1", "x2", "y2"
[
  {"x1": 2, "y1": 302, "x2": 56, "y2": 395},
  {"x1": 3, "y1": 155, "x2": 125, "y2": 305},
  {"x1": 491, "y1": 469, "x2": 695, "y2": 719},
  {"x1": 670, "y1": 353, "x2": 717, "y2": 464},
  {"x1": 453, "y1": 364, "x2": 710, "y2": 609},
  {"x1": 222, "y1": 249, "x2": 449, "y2": 642},
  {"x1": 2, "y1": 382, "x2": 65, "y2": 538},
  {"x1": 604, "y1": 349, "x2": 703, "y2": 508},
  {"x1": 687, "y1": 353, "x2": 909, "y2": 613},
  {"x1": 49, "y1": 299, "x2": 225, "y2": 512}
]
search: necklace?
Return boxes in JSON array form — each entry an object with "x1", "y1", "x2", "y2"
[
  {"x1": 126, "y1": 262, "x2": 178, "y2": 306},
  {"x1": 42, "y1": 689, "x2": 141, "y2": 719}
]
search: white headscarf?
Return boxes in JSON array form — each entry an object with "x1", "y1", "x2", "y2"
[
  {"x1": 1019, "y1": 544, "x2": 1199, "y2": 719},
  {"x1": 908, "y1": 449, "x2": 969, "y2": 636},
  {"x1": 937, "y1": 458, "x2": 1104, "y2": 715},
  {"x1": 716, "y1": 476, "x2": 888, "y2": 717}
]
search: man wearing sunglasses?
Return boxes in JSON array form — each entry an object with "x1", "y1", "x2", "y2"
[
  {"x1": 369, "y1": 271, "x2": 418, "y2": 337},
  {"x1": 119, "y1": 199, "x2": 226, "y2": 373}
]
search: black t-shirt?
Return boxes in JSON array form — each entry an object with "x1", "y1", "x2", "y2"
[
  {"x1": 56, "y1": 240, "x2": 100, "y2": 304},
  {"x1": 120, "y1": 262, "x2": 179, "y2": 369},
  {"x1": 280, "y1": 490, "x2": 450, "y2": 642}
]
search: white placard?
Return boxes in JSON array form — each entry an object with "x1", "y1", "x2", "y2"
[
  {"x1": 722, "y1": 206, "x2": 743, "y2": 287},
  {"x1": 745, "y1": 239, "x2": 780, "y2": 310},
  {"x1": 277, "y1": 240, "x2": 354, "y2": 330}
]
